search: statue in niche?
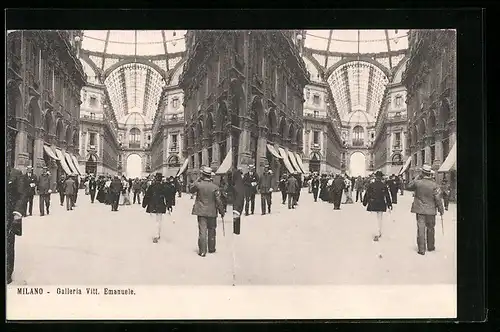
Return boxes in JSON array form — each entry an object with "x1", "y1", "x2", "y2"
[
  {"x1": 395, "y1": 94, "x2": 403, "y2": 107},
  {"x1": 306, "y1": 89, "x2": 310, "y2": 100}
]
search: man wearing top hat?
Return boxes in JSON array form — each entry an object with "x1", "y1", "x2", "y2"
[
  {"x1": 23, "y1": 166, "x2": 38, "y2": 217},
  {"x1": 190, "y1": 166, "x2": 225, "y2": 257},
  {"x1": 242, "y1": 164, "x2": 259, "y2": 216},
  {"x1": 37, "y1": 166, "x2": 54, "y2": 216},
  {"x1": 311, "y1": 172, "x2": 320, "y2": 202},
  {"x1": 258, "y1": 167, "x2": 273, "y2": 215},
  {"x1": 407, "y1": 164, "x2": 445, "y2": 255},
  {"x1": 7, "y1": 163, "x2": 25, "y2": 284}
]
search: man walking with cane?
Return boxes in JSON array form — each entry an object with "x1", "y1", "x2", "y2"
[
  {"x1": 406, "y1": 164, "x2": 445, "y2": 256},
  {"x1": 190, "y1": 166, "x2": 225, "y2": 257}
]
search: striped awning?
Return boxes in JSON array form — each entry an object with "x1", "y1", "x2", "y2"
[
  {"x1": 398, "y1": 156, "x2": 412, "y2": 176},
  {"x1": 176, "y1": 158, "x2": 189, "y2": 177},
  {"x1": 70, "y1": 154, "x2": 83, "y2": 176},
  {"x1": 266, "y1": 144, "x2": 282, "y2": 159},
  {"x1": 43, "y1": 145, "x2": 59, "y2": 160},
  {"x1": 294, "y1": 152, "x2": 306, "y2": 173},
  {"x1": 287, "y1": 150, "x2": 302, "y2": 173},
  {"x1": 55, "y1": 148, "x2": 72, "y2": 175},
  {"x1": 438, "y1": 143, "x2": 457, "y2": 172},
  {"x1": 216, "y1": 152, "x2": 232, "y2": 174},
  {"x1": 64, "y1": 151, "x2": 79, "y2": 175},
  {"x1": 278, "y1": 147, "x2": 295, "y2": 173}
]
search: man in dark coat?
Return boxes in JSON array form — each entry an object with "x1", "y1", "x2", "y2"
[
  {"x1": 142, "y1": 173, "x2": 174, "y2": 243},
  {"x1": 232, "y1": 168, "x2": 245, "y2": 235},
  {"x1": 190, "y1": 166, "x2": 225, "y2": 257},
  {"x1": 132, "y1": 177, "x2": 142, "y2": 204},
  {"x1": 109, "y1": 176, "x2": 123, "y2": 211},
  {"x1": 259, "y1": 168, "x2": 273, "y2": 214},
  {"x1": 407, "y1": 165, "x2": 445, "y2": 255},
  {"x1": 286, "y1": 173, "x2": 299, "y2": 209},
  {"x1": 440, "y1": 178, "x2": 451, "y2": 211},
  {"x1": 63, "y1": 174, "x2": 77, "y2": 210},
  {"x1": 57, "y1": 174, "x2": 66, "y2": 206},
  {"x1": 72, "y1": 175, "x2": 80, "y2": 208},
  {"x1": 278, "y1": 174, "x2": 288, "y2": 204},
  {"x1": 88, "y1": 174, "x2": 97, "y2": 203},
  {"x1": 387, "y1": 174, "x2": 400, "y2": 204},
  {"x1": 37, "y1": 166, "x2": 53, "y2": 216},
  {"x1": 7, "y1": 166, "x2": 25, "y2": 284},
  {"x1": 332, "y1": 174, "x2": 346, "y2": 210},
  {"x1": 311, "y1": 172, "x2": 320, "y2": 202},
  {"x1": 363, "y1": 171, "x2": 393, "y2": 241},
  {"x1": 242, "y1": 164, "x2": 259, "y2": 216},
  {"x1": 23, "y1": 165, "x2": 37, "y2": 217},
  {"x1": 354, "y1": 176, "x2": 364, "y2": 203},
  {"x1": 294, "y1": 172, "x2": 302, "y2": 206}
]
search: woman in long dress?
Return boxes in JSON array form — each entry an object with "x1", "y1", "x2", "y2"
[
  {"x1": 143, "y1": 173, "x2": 174, "y2": 243},
  {"x1": 121, "y1": 179, "x2": 131, "y2": 205},
  {"x1": 363, "y1": 171, "x2": 393, "y2": 241}
]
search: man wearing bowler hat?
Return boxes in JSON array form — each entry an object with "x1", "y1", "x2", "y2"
[
  {"x1": 407, "y1": 164, "x2": 445, "y2": 255},
  {"x1": 23, "y1": 166, "x2": 37, "y2": 217},
  {"x1": 190, "y1": 166, "x2": 225, "y2": 257},
  {"x1": 37, "y1": 166, "x2": 53, "y2": 216},
  {"x1": 243, "y1": 164, "x2": 259, "y2": 216}
]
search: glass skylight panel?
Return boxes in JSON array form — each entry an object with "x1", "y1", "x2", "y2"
[
  {"x1": 108, "y1": 31, "x2": 136, "y2": 43},
  {"x1": 304, "y1": 31, "x2": 328, "y2": 50},
  {"x1": 137, "y1": 42, "x2": 164, "y2": 56},
  {"x1": 312, "y1": 54, "x2": 325, "y2": 66},
  {"x1": 81, "y1": 37, "x2": 106, "y2": 53},
  {"x1": 347, "y1": 64, "x2": 358, "y2": 107},
  {"x1": 168, "y1": 57, "x2": 181, "y2": 70},
  {"x1": 329, "y1": 40, "x2": 359, "y2": 53},
  {"x1": 107, "y1": 41, "x2": 136, "y2": 56},
  {"x1": 137, "y1": 30, "x2": 164, "y2": 44},
  {"x1": 103, "y1": 57, "x2": 119, "y2": 72},
  {"x1": 167, "y1": 38, "x2": 186, "y2": 53}
]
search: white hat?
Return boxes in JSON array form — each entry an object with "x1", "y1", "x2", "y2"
[{"x1": 421, "y1": 164, "x2": 434, "y2": 175}]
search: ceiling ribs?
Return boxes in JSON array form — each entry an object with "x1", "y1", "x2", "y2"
[
  {"x1": 161, "y1": 30, "x2": 170, "y2": 72},
  {"x1": 324, "y1": 30, "x2": 333, "y2": 68},
  {"x1": 384, "y1": 30, "x2": 393, "y2": 69},
  {"x1": 101, "y1": 30, "x2": 111, "y2": 71},
  {"x1": 143, "y1": 68, "x2": 152, "y2": 116},
  {"x1": 365, "y1": 66, "x2": 375, "y2": 112},
  {"x1": 341, "y1": 65, "x2": 352, "y2": 115},
  {"x1": 119, "y1": 67, "x2": 128, "y2": 116},
  {"x1": 134, "y1": 30, "x2": 138, "y2": 107}
]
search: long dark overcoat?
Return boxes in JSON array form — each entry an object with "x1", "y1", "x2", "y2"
[
  {"x1": 143, "y1": 181, "x2": 173, "y2": 214},
  {"x1": 363, "y1": 179, "x2": 392, "y2": 212}
]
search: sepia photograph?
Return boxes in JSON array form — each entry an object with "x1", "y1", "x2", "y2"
[{"x1": 6, "y1": 28, "x2": 458, "y2": 320}]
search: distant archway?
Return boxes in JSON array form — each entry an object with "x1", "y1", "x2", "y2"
[
  {"x1": 349, "y1": 152, "x2": 366, "y2": 177},
  {"x1": 126, "y1": 154, "x2": 142, "y2": 179}
]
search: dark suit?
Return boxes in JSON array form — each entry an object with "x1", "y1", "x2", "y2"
[
  {"x1": 286, "y1": 176, "x2": 299, "y2": 209},
  {"x1": 88, "y1": 178, "x2": 97, "y2": 203},
  {"x1": 57, "y1": 177, "x2": 66, "y2": 205},
  {"x1": 232, "y1": 169, "x2": 245, "y2": 235},
  {"x1": 243, "y1": 172, "x2": 259, "y2": 215},
  {"x1": 387, "y1": 178, "x2": 399, "y2": 204},
  {"x1": 7, "y1": 168, "x2": 25, "y2": 283},
  {"x1": 109, "y1": 178, "x2": 123, "y2": 211},
  {"x1": 311, "y1": 178, "x2": 320, "y2": 202},
  {"x1": 23, "y1": 172, "x2": 37, "y2": 216},
  {"x1": 278, "y1": 177, "x2": 288, "y2": 204},
  {"x1": 190, "y1": 178, "x2": 224, "y2": 255},
  {"x1": 332, "y1": 177, "x2": 345, "y2": 209},
  {"x1": 407, "y1": 176, "x2": 445, "y2": 254},
  {"x1": 259, "y1": 173, "x2": 273, "y2": 214}
]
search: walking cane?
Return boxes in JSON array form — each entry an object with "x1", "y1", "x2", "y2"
[
  {"x1": 221, "y1": 214, "x2": 226, "y2": 237},
  {"x1": 440, "y1": 214, "x2": 445, "y2": 236}
]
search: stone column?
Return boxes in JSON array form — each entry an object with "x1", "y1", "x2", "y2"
[
  {"x1": 424, "y1": 136, "x2": 432, "y2": 165},
  {"x1": 433, "y1": 130, "x2": 444, "y2": 170},
  {"x1": 202, "y1": 138, "x2": 210, "y2": 167},
  {"x1": 256, "y1": 126, "x2": 269, "y2": 176},
  {"x1": 304, "y1": 130, "x2": 310, "y2": 157},
  {"x1": 237, "y1": 126, "x2": 253, "y2": 172},
  {"x1": 416, "y1": 149, "x2": 422, "y2": 168},
  {"x1": 448, "y1": 118, "x2": 456, "y2": 147},
  {"x1": 211, "y1": 140, "x2": 220, "y2": 169},
  {"x1": 34, "y1": 127, "x2": 45, "y2": 174}
]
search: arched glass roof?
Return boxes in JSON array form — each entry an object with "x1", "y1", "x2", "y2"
[
  {"x1": 327, "y1": 61, "x2": 389, "y2": 121},
  {"x1": 81, "y1": 30, "x2": 186, "y2": 125},
  {"x1": 104, "y1": 63, "x2": 164, "y2": 124},
  {"x1": 304, "y1": 30, "x2": 408, "y2": 54},
  {"x1": 82, "y1": 30, "x2": 186, "y2": 57}
]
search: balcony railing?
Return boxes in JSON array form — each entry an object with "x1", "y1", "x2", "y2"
[
  {"x1": 352, "y1": 139, "x2": 364, "y2": 147},
  {"x1": 169, "y1": 144, "x2": 178, "y2": 152},
  {"x1": 129, "y1": 142, "x2": 141, "y2": 149}
]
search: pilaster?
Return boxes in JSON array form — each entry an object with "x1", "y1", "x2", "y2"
[{"x1": 256, "y1": 126, "x2": 269, "y2": 176}]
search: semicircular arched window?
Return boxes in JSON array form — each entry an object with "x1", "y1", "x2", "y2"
[
  {"x1": 352, "y1": 126, "x2": 364, "y2": 146},
  {"x1": 129, "y1": 128, "x2": 141, "y2": 148}
]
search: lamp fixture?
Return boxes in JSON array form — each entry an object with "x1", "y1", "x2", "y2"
[{"x1": 74, "y1": 36, "x2": 81, "y2": 42}]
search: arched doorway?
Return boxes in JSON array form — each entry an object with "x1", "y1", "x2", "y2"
[
  {"x1": 86, "y1": 154, "x2": 98, "y2": 175},
  {"x1": 349, "y1": 152, "x2": 366, "y2": 177},
  {"x1": 126, "y1": 154, "x2": 142, "y2": 179},
  {"x1": 309, "y1": 152, "x2": 321, "y2": 173}
]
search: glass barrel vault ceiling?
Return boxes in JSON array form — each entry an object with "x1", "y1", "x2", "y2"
[
  {"x1": 305, "y1": 30, "x2": 408, "y2": 121},
  {"x1": 81, "y1": 30, "x2": 186, "y2": 124}
]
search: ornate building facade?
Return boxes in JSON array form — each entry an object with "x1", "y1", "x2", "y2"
[
  {"x1": 402, "y1": 29, "x2": 457, "y2": 199},
  {"x1": 372, "y1": 58, "x2": 409, "y2": 176},
  {"x1": 7, "y1": 30, "x2": 86, "y2": 188},
  {"x1": 301, "y1": 77, "x2": 343, "y2": 174},
  {"x1": 79, "y1": 85, "x2": 121, "y2": 176},
  {"x1": 180, "y1": 30, "x2": 310, "y2": 186},
  {"x1": 150, "y1": 60, "x2": 186, "y2": 177}
]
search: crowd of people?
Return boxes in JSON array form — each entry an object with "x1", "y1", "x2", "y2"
[{"x1": 6, "y1": 159, "x2": 452, "y2": 284}]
